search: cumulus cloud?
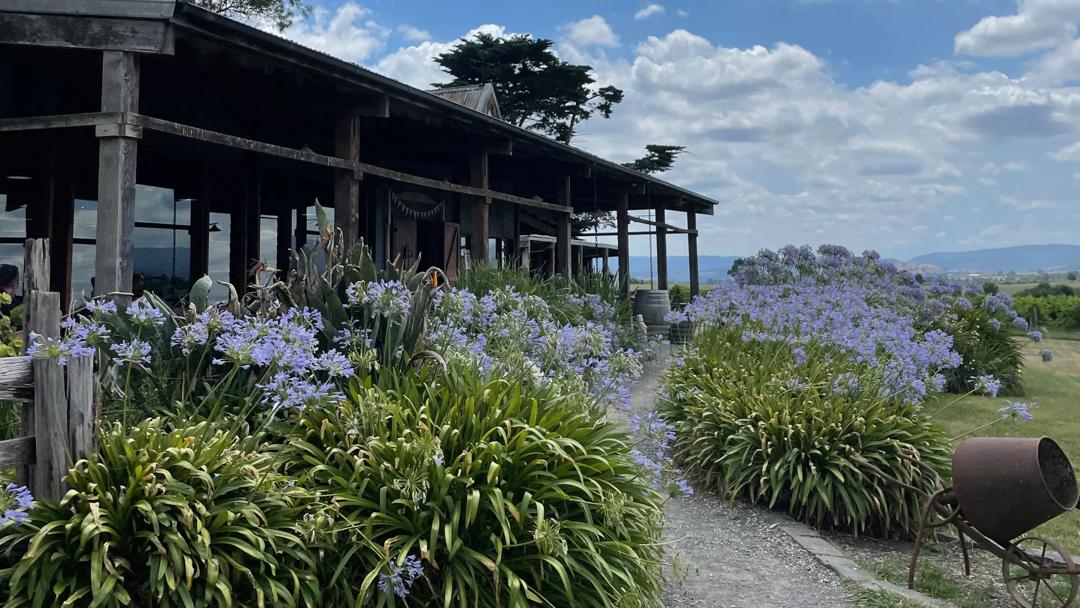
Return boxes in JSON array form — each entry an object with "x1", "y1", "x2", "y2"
[
  {"x1": 270, "y1": 2, "x2": 389, "y2": 63},
  {"x1": 634, "y1": 4, "x2": 666, "y2": 20},
  {"x1": 398, "y1": 24, "x2": 431, "y2": 42},
  {"x1": 373, "y1": 24, "x2": 510, "y2": 88},
  {"x1": 561, "y1": 15, "x2": 620, "y2": 47},
  {"x1": 954, "y1": 0, "x2": 1080, "y2": 57}
]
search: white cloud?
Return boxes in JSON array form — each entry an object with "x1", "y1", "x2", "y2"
[
  {"x1": 561, "y1": 15, "x2": 620, "y2": 48},
  {"x1": 1051, "y1": 141, "x2": 1080, "y2": 161},
  {"x1": 634, "y1": 4, "x2": 666, "y2": 20},
  {"x1": 954, "y1": 0, "x2": 1080, "y2": 57},
  {"x1": 373, "y1": 24, "x2": 510, "y2": 88},
  {"x1": 270, "y1": 3, "x2": 389, "y2": 64},
  {"x1": 398, "y1": 24, "x2": 431, "y2": 42},
  {"x1": 676, "y1": 9, "x2": 689, "y2": 17}
]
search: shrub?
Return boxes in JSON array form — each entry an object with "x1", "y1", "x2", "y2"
[
  {"x1": 1014, "y1": 294, "x2": 1080, "y2": 331},
  {"x1": 0, "y1": 419, "x2": 320, "y2": 607},
  {"x1": 939, "y1": 303, "x2": 1024, "y2": 395},
  {"x1": 660, "y1": 324, "x2": 950, "y2": 535},
  {"x1": 283, "y1": 361, "x2": 664, "y2": 607}
]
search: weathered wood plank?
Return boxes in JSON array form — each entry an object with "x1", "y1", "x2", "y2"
[
  {"x1": 0, "y1": 0, "x2": 175, "y2": 19},
  {"x1": 0, "y1": 357, "x2": 32, "y2": 402},
  {"x1": 65, "y1": 355, "x2": 95, "y2": 465},
  {"x1": 23, "y1": 238, "x2": 49, "y2": 347},
  {"x1": 30, "y1": 291, "x2": 63, "y2": 501},
  {"x1": 0, "y1": 436, "x2": 35, "y2": 469},
  {"x1": 0, "y1": 112, "x2": 120, "y2": 133},
  {"x1": 0, "y1": 13, "x2": 173, "y2": 53}
]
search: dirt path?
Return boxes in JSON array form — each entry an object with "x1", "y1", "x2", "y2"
[{"x1": 624, "y1": 353, "x2": 854, "y2": 607}]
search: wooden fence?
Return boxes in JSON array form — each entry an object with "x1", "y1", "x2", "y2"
[{"x1": 0, "y1": 239, "x2": 96, "y2": 501}]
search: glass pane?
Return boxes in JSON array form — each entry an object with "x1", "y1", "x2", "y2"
[
  {"x1": 305, "y1": 204, "x2": 333, "y2": 236},
  {"x1": 71, "y1": 243, "x2": 95, "y2": 308},
  {"x1": 132, "y1": 186, "x2": 191, "y2": 303},
  {"x1": 0, "y1": 193, "x2": 26, "y2": 239},
  {"x1": 207, "y1": 212, "x2": 231, "y2": 303},
  {"x1": 73, "y1": 199, "x2": 96, "y2": 239},
  {"x1": 260, "y1": 215, "x2": 277, "y2": 268}
]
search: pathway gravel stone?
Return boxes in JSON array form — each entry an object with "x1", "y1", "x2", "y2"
[{"x1": 623, "y1": 353, "x2": 853, "y2": 607}]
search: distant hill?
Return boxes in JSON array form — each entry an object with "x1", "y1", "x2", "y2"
[
  {"x1": 625, "y1": 255, "x2": 739, "y2": 284},
  {"x1": 908, "y1": 245, "x2": 1080, "y2": 273}
]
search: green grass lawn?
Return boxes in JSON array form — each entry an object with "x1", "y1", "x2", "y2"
[{"x1": 929, "y1": 336, "x2": 1080, "y2": 555}]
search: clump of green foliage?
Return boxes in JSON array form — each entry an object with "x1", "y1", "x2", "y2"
[
  {"x1": 0, "y1": 419, "x2": 320, "y2": 608},
  {"x1": 939, "y1": 303, "x2": 1024, "y2": 396},
  {"x1": 660, "y1": 324, "x2": 950, "y2": 535},
  {"x1": 1014, "y1": 294, "x2": 1080, "y2": 332},
  {"x1": 284, "y1": 360, "x2": 663, "y2": 607}
]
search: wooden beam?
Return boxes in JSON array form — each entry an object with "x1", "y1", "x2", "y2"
[
  {"x1": 0, "y1": 13, "x2": 174, "y2": 54},
  {"x1": 687, "y1": 210, "x2": 699, "y2": 297},
  {"x1": 555, "y1": 176, "x2": 571, "y2": 277},
  {"x1": 0, "y1": 357, "x2": 32, "y2": 403},
  {"x1": 655, "y1": 197, "x2": 668, "y2": 290},
  {"x1": 130, "y1": 113, "x2": 571, "y2": 214},
  {"x1": 617, "y1": 192, "x2": 629, "y2": 298},
  {"x1": 580, "y1": 229, "x2": 696, "y2": 237},
  {"x1": 334, "y1": 112, "x2": 362, "y2": 252},
  {"x1": 467, "y1": 150, "x2": 489, "y2": 262},
  {"x1": 95, "y1": 51, "x2": 139, "y2": 304},
  {"x1": 626, "y1": 214, "x2": 688, "y2": 233},
  {"x1": 0, "y1": 112, "x2": 120, "y2": 132},
  {"x1": 0, "y1": 0, "x2": 176, "y2": 19}
]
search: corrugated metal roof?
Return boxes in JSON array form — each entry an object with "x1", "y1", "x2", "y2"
[{"x1": 427, "y1": 83, "x2": 502, "y2": 120}]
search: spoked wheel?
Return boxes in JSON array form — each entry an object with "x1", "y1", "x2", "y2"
[{"x1": 1002, "y1": 537, "x2": 1079, "y2": 608}]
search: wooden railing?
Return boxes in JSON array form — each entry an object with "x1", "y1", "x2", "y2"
[{"x1": 0, "y1": 239, "x2": 96, "y2": 501}]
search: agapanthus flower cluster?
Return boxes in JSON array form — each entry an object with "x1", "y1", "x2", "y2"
[
  {"x1": 972, "y1": 374, "x2": 1002, "y2": 398},
  {"x1": 999, "y1": 401, "x2": 1037, "y2": 422},
  {"x1": 347, "y1": 279, "x2": 412, "y2": 319},
  {"x1": 428, "y1": 287, "x2": 641, "y2": 409},
  {"x1": 677, "y1": 282, "x2": 960, "y2": 403},
  {"x1": 728, "y1": 244, "x2": 1027, "y2": 328},
  {"x1": 0, "y1": 483, "x2": 32, "y2": 524},
  {"x1": 629, "y1": 411, "x2": 692, "y2": 496},
  {"x1": 111, "y1": 339, "x2": 152, "y2": 367},
  {"x1": 26, "y1": 330, "x2": 95, "y2": 366},
  {"x1": 377, "y1": 555, "x2": 424, "y2": 598}
]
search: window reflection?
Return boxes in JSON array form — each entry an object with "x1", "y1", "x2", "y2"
[
  {"x1": 260, "y1": 214, "x2": 277, "y2": 269},
  {"x1": 207, "y1": 212, "x2": 230, "y2": 303},
  {"x1": 0, "y1": 182, "x2": 30, "y2": 297},
  {"x1": 69, "y1": 186, "x2": 193, "y2": 306}
]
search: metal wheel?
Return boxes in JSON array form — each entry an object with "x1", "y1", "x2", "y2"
[{"x1": 1002, "y1": 537, "x2": 1079, "y2": 608}]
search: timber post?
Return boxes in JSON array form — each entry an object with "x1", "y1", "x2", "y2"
[
  {"x1": 334, "y1": 112, "x2": 362, "y2": 253},
  {"x1": 616, "y1": 192, "x2": 630, "y2": 298},
  {"x1": 94, "y1": 50, "x2": 141, "y2": 305},
  {"x1": 468, "y1": 150, "x2": 490, "y2": 262},
  {"x1": 654, "y1": 194, "x2": 668, "y2": 290},
  {"x1": 687, "y1": 209, "x2": 700, "y2": 297},
  {"x1": 555, "y1": 176, "x2": 572, "y2": 277}
]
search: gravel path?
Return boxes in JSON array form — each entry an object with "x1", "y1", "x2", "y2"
[{"x1": 624, "y1": 353, "x2": 854, "y2": 607}]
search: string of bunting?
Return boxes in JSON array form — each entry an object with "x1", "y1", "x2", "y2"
[{"x1": 392, "y1": 191, "x2": 444, "y2": 219}]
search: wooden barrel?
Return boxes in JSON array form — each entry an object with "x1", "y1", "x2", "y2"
[{"x1": 633, "y1": 289, "x2": 671, "y2": 337}]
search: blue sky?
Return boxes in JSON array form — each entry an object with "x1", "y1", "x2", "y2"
[{"x1": 265, "y1": 0, "x2": 1080, "y2": 259}]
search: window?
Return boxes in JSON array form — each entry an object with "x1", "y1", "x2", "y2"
[
  {"x1": 69, "y1": 186, "x2": 193, "y2": 306},
  {"x1": 0, "y1": 177, "x2": 30, "y2": 295},
  {"x1": 207, "y1": 212, "x2": 231, "y2": 303},
  {"x1": 260, "y1": 214, "x2": 278, "y2": 270}
]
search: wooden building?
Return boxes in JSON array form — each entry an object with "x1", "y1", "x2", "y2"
[{"x1": 0, "y1": 0, "x2": 714, "y2": 308}]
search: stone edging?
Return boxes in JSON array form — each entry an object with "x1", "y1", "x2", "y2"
[{"x1": 779, "y1": 522, "x2": 955, "y2": 608}]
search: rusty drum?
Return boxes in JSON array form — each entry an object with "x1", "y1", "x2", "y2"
[{"x1": 952, "y1": 437, "x2": 1078, "y2": 545}]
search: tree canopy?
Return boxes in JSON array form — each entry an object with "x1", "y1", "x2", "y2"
[
  {"x1": 622, "y1": 145, "x2": 686, "y2": 175},
  {"x1": 192, "y1": 0, "x2": 310, "y2": 30},
  {"x1": 434, "y1": 34, "x2": 624, "y2": 144}
]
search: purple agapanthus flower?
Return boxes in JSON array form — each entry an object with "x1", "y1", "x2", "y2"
[
  {"x1": 972, "y1": 375, "x2": 1001, "y2": 398},
  {"x1": 377, "y1": 555, "x2": 424, "y2": 598},
  {"x1": 0, "y1": 484, "x2": 32, "y2": 524},
  {"x1": 126, "y1": 299, "x2": 165, "y2": 326},
  {"x1": 999, "y1": 401, "x2": 1037, "y2": 422},
  {"x1": 111, "y1": 339, "x2": 152, "y2": 366}
]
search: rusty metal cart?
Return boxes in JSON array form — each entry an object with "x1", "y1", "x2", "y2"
[{"x1": 862, "y1": 437, "x2": 1080, "y2": 608}]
